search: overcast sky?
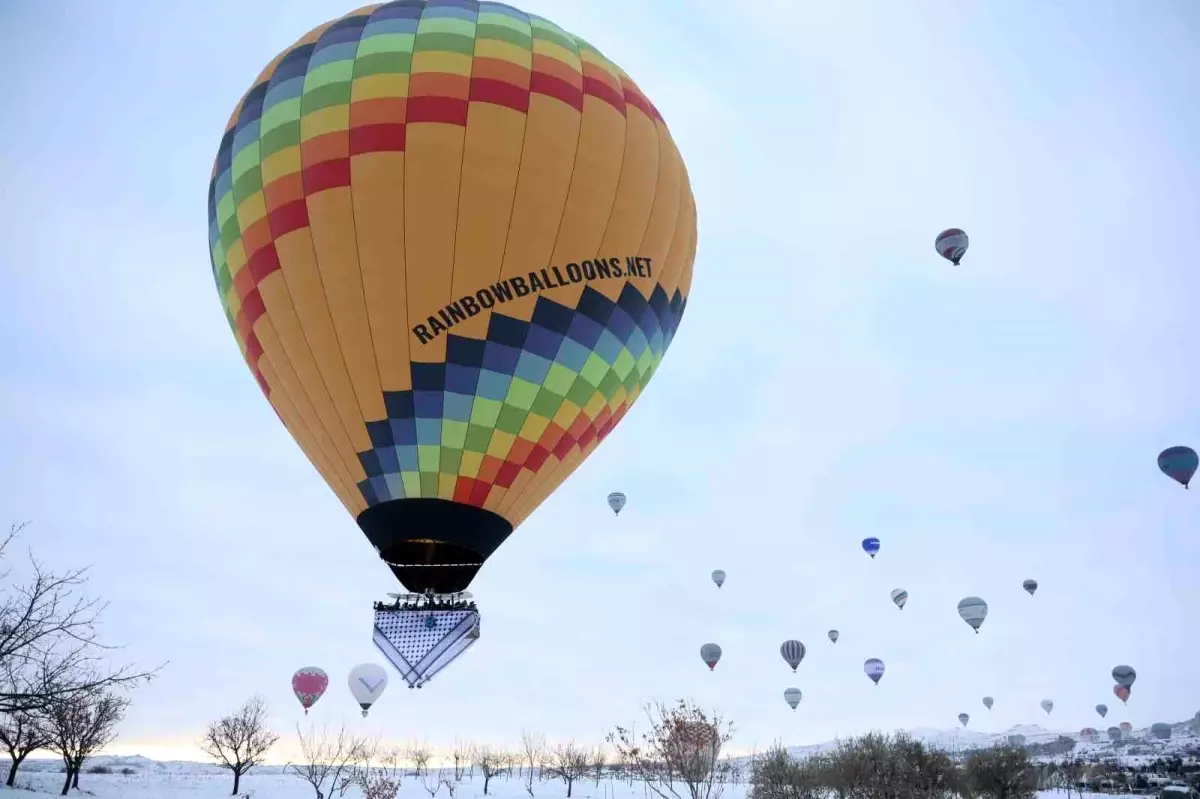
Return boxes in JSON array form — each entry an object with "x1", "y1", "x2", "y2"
[{"x1": 2, "y1": 0, "x2": 1199, "y2": 762}]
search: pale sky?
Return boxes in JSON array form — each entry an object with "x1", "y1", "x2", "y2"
[{"x1": 2, "y1": 0, "x2": 1199, "y2": 763}]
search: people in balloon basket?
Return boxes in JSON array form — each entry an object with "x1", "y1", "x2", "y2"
[{"x1": 375, "y1": 596, "x2": 477, "y2": 612}]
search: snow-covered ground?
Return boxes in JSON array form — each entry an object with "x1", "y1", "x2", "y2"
[{"x1": 0, "y1": 770, "x2": 1145, "y2": 799}]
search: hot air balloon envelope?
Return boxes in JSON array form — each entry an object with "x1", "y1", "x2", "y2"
[
  {"x1": 1096, "y1": 704, "x2": 1108, "y2": 718},
  {"x1": 1114, "y1": 684, "x2": 1131, "y2": 704},
  {"x1": 1107, "y1": 726, "x2": 1122, "y2": 742},
  {"x1": 784, "y1": 688, "x2": 801, "y2": 710},
  {"x1": 711, "y1": 570, "x2": 726, "y2": 588},
  {"x1": 1151, "y1": 723, "x2": 1172, "y2": 740},
  {"x1": 890, "y1": 588, "x2": 908, "y2": 609},
  {"x1": 958, "y1": 713, "x2": 970, "y2": 728},
  {"x1": 780, "y1": 640, "x2": 806, "y2": 671},
  {"x1": 607, "y1": 492, "x2": 627, "y2": 515},
  {"x1": 207, "y1": 3, "x2": 696, "y2": 601},
  {"x1": 935, "y1": 228, "x2": 969, "y2": 265},
  {"x1": 292, "y1": 667, "x2": 329, "y2": 713},
  {"x1": 348, "y1": 663, "x2": 389, "y2": 716},
  {"x1": 1041, "y1": 699, "x2": 1054, "y2": 714},
  {"x1": 1112, "y1": 665, "x2": 1137, "y2": 687},
  {"x1": 1119, "y1": 722, "x2": 1133, "y2": 734},
  {"x1": 864, "y1": 658, "x2": 885, "y2": 684},
  {"x1": 828, "y1": 629, "x2": 839, "y2": 644},
  {"x1": 862, "y1": 537, "x2": 881, "y2": 558},
  {"x1": 701, "y1": 643, "x2": 722, "y2": 670},
  {"x1": 957, "y1": 596, "x2": 988, "y2": 632},
  {"x1": 1158, "y1": 446, "x2": 1198, "y2": 488},
  {"x1": 1022, "y1": 579, "x2": 1038, "y2": 595},
  {"x1": 983, "y1": 696, "x2": 994, "y2": 710}
]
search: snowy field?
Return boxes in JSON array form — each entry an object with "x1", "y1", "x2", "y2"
[{"x1": 0, "y1": 771, "x2": 1142, "y2": 799}]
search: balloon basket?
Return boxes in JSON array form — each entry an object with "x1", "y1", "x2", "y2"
[{"x1": 372, "y1": 595, "x2": 481, "y2": 689}]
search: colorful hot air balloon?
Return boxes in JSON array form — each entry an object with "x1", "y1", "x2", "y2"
[
  {"x1": 1080, "y1": 727, "x2": 1097, "y2": 742},
  {"x1": 607, "y1": 492, "x2": 627, "y2": 515},
  {"x1": 1112, "y1": 665, "x2": 1137, "y2": 688},
  {"x1": 935, "y1": 228, "x2": 969, "y2": 265},
  {"x1": 862, "y1": 537, "x2": 881, "y2": 559},
  {"x1": 1119, "y1": 721, "x2": 1133, "y2": 735},
  {"x1": 780, "y1": 640, "x2": 806, "y2": 672},
  {"x1": 864, "y1": 658, "x2": 885, "y2": 685},
  {"x1": 1096, "y1": 704, "x2": 1108, "y2": 719},
  {"x1": 208, "y1": 3, "x2": 696, "y2": 687},
  {"x1": 828, "y1": 629, "x2": 839, "y2": 644},
  {"x1": 1158, "y1": 446, "x2": 1198, "y2": 488},
  {"x1": 983, "y1": 696, "x2": 994, "y2": 710},
  {"x1": 1151, "y1": 722, "x2": 1172, "y2": 741},
  {"x1": 348, "y1": 663, "x2": 389, "y2": 717},
  {"x1": 701, "y1": 643, "x2": 722, "y2": 670},
  {"x1": 711, "y1": 570, "x2": 726, "y2": 589},
  {"x1": 890, "y1": 588, "x2": 908, "y2": 610},
  {"x1": 1041, "y1": 699, "x2": 1054, "y2": 715},
  {"x1": 957, "y1": 596, "x2": 988, "y2": 632},
  {"x1": 1022, "y1": 579, "x2": 1038, "y2": 596},
  {"x1": 784, "y1": 688, "x2": 801, "y2": 710},
  {"x1": 958, "y1": 713, "x2": 969, "y2": 728},
  {"x1": 292, "y1": 667, "x2": 329, "y2": 715},
  {"x1": 1114, "y1": 684, "x2": 1131, "y2": 704}
]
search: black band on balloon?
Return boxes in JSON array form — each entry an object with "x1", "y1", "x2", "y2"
[{"x1": 356, "y1": 499, "x2": 513, "y2": 594}]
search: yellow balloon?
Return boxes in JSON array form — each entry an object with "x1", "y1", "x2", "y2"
[{"x1": 207, "y1": 1, "x2": 696, "y2": 594}]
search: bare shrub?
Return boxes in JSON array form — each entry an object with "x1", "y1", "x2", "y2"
[
  {"x1": 199, "y1": 696, "x2": 279, "y2": 797},
  {"x1": 749, "y1": 743, "x2": 824, "y2": 799},
  {"x1": 346, "y1": 745, "x2": 403, "y2": 799},
  {"x1": 966, "y1": 744, "x2": 1035, "y2": 799},
  {"x1": 608, "y1": 699, "x2": 735, "y2": 799}
]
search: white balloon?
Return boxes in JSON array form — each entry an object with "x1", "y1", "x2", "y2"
[{"x1": 348, "y1": 663, "x2": 389, "y2": 717}]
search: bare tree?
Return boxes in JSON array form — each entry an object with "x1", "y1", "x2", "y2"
[
  {"x1": 474, "y1": 745, "x2": 510, "y2": 795},
  {"x1": 544, "y1": 741, "x2": 591, "y2": 797},
  {"x1": 199, "y1": 695, "x2": 280, "y2": 796},
  {"x1": 287, "y1": 723, "x2": 367, "y2": 799},
  {"x1": 0, "y1": 710, "x2": 51, "y2": 787},
  {"x1": 45, "y1": 689, "x2": 128, "y2": 796},
  {"x1": 591, "y1": 744, "x2": 608, "y2": 784},
  {"x1": 966, "y1": 745, "x2": 1035, "y2": 799},
  {"x1": 420, "y1": 767, "x2": 442, "y2": 799},
  {"x1": 608, "y1": 699, "x2": 735, "y2": 799},
  {"x1": 521, "y1": 728, "x2": 546, "y2": 795},
  {"x1": 0, "y1": 524, "x2": 160, "y2": 715},
  {"x1": 408, "y1": 739, "x2": 433, "y2": 776},
  {"x1": 346, "y1": 744, "x2": 403, "y2": 799},
  {"x1": 452, "y1": 740, "x2": 471, "y2": 781}
]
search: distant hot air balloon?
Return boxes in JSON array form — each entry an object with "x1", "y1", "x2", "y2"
[
  {"x1": 292, "y1": 667, "x2": 329, "y2": 715},
  {"x1": 712, "y1": 570, "x2": 726, "y2": 589},
  {"x1": 1158, "y1": 446, "x2": 1198, "y2": 488},
  {"x1": 1151, "y1": 722, "x2": 1172, "y2": 741},
  {"x1": 1080, "y1": 727, "x2": 1098, "y2": 742},
  {"x1": 348, "y1": 663, "x2": 388, "y2": 717},
  {"x1": 608, "y1": 492, "x2": 627, "y2": 515},
  {"x1": 1112, "y1": 665, "x2": 1137, "y2": 688},
  {"x1": 1114, "y1": 684, "x2": 1131, "y2": 704},
  {"x1": 864, "y1": 658, "x2": 885, "y2": 685},
  {"x1": 862, "y1": 537, "x2": 881, "y2": 559},
  {"x1": 1096, "y1": 704, "x2": 1109, "y2": 719},
  {"x1": 983, "y1": 696, "x2": 994, "y2": 710},
  {"x1": 828, "y1": 630, "x2": 839, "y2": 644},
  {"x1": 701, "y1": 643, "x2": 722, "y2": 671},
  {"x1": 957, "y1": 596, "x2": 988, "y2": 633},
  {"x1": 1022, "y1": 579, "x2": 1038, "y2": 596},
  {"x1": 209, "y1": 2, "x2": 696, "y2": 688},
  {"x1": 1119, "y1": 721, "x2": 1133, "y2": 735},
  {"x1": 1107, "y1": 726, "x2": 1122, "y2": 742},
  {"x1": 890, "y1": 588, "x2": 908, "y2": 610},
  {"x1": 958, "y1": 713, "x2": 970, "y2": 728},
  {"x1": 780, "y1": 640, "x2": 807, "y2": 672},
  {"x1": 1041, "y1": 699, "x2": 1054, "y2": 715},
  {"x1": 935, "y1": 228, "x2": 969, "y2": 265},
  {"x1": 1008, "y1": 734, "x2": 1026, "y2": 747},
  {"x1": 784, "y1": 688, "x2": 802, "y2": 710}
]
